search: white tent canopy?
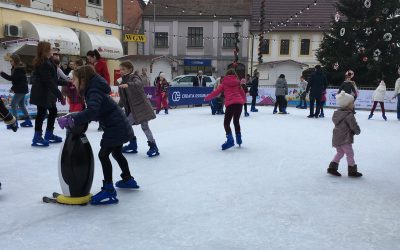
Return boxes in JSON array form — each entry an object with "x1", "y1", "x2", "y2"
[
  {"x1": 21, "y1": 21, "x2": 80, "y2": 56},
  {"x1": 79, "y1": 31, "x2": 123, "y2": 59}
]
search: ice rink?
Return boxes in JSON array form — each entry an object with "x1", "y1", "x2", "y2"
[{"x1": 0, "y1": 106, "x2": 399, "y2": 250}]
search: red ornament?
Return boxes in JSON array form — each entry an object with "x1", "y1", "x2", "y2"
[{"x1": 362, "y1": 56, "x2": 368, "y2": 62}]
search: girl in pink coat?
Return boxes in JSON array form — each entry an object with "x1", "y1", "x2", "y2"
[{"x1": 205, "y1": 69, "x2": 246, "y2": 150}]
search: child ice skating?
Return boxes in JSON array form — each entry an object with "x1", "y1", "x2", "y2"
[
  {"x1": 273, "y1": 74, "x2": 288, "y2": 114},
  {"x1": 0, "y1": 54, "x2": 32, "y2": 128},
  {"x1": 319, "y1": 90, "x2": 326, "y2": 118},
  {"x1": 58, "y1": 65, "x2": 139, "y2": 205},
  {"x1": 63, "y1": 59, "x2": 85, "y2": 113},
  {"x1": 241, "y1": 78, "x2": 250, "y2": 117},
  {"x1": 327, "y1": 91, "x2": 362, "y2": 178},
  {"x1": 30, "y1": 41, "x2": 66, "y2": 147},
  {"x1": 296, "y1": 75, "x2": 308, "y2": 109},
  {"x1": 369, "y1": 79, "x2": 387, "y2": 121},
  {"x1": 155, "y1": 73, "x2": 170, "y2": 114},
  {"x1": 117, "y1": 61, "x2": 159, "y2": 157},
  {"x1": 205, "y1": 69, "x2": 246, "y2": 150}
]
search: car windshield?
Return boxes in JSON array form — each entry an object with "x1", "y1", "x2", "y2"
[{"x1": 172, "y1": 76, "x2": 183, "y2": 82}]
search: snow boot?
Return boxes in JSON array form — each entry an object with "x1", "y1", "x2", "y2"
[
  {"x1": 307, "y1": 115, "x2": 315, "y2": 118},
  {"x1": 327, "y1": 162, "x2": 341, "y2": 177},
  {"x1": 368, "y1": 114, "x2": 373, "y2": 120},
  {"x1": 44, "y1": 130, "x2": 63, "y2": 143},
  {"x1": 90, "y1": 181, "x2": 118, "y2": 205},
  {"x1": 147, "y1": 141, "x2": 160, "y2": 157},
  {"x1": 245, "y1": 112, "x2": 250, "y2": 117},
  {"x1": 20, "y1": 118, "x2": 33, "y2": 128},
  {"x1": 236, "y1": 133, "x2": 242, "y2": 147},
  {"x1": 383, "y1": 114, "x2": 387, "y2": 121},
  {"x1": 165, "y1": 108, "x2": 168, "y2": 115},
  {"x1": 348, "y1": 165, "x2": 362, "y2": 178},
  {"x1": 156, "y1": 110, "x2": 160, "y2": 115},
  {"x1": 273, "y1": 109, "x2": 278, "y2": 114},
  {"x1": 122, "y1": 137, "x2": 138, "y2": 154},
  {"x1": 115, "y1": 176, "x2": 140, "y2": 189},
  {"x1": 32, "y1": 131, "x2": 49, "y2": 147},
  {"x1": 221, "y1": 133, "x2": 235, "y2": 150},
  {"x1": 319, "y1": 113, "x2": 325, "y2": 118}
]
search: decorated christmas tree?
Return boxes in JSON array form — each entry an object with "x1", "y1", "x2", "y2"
[{"x1": 317, "y1": 0, "x2": 400, "y2": 87}]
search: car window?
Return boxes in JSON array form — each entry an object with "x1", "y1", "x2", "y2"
[
  {"x1": 172, "y1": 77, "x2": 182, "y2": 82},
  {"x1": 205, "y1": 77, "x2": 212, "y2": 83},
  {"x1": 179, "y1": 76, "x2": 194, "y2": 82}
]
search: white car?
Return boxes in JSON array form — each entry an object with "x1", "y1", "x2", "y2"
[{"x1": 170, "y1": 75, "x2": 216, "y2": 87}]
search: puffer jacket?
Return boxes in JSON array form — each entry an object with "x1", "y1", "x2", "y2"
[
  {"x1": 205, "y1": 75, "x2": 245, "y2": 107},
  {"x1": 118, "y1": 72, "x2": 156, "y2": 125},
  {"x1": 72, "y1": 74, "x2": 133, "y2": 147},
  {"x1": 0, "y1": 66, "x2": 28, "y2": 94},
  {"x1": 332, "y1": 108, "x2": 361, "y2": 147},
  {"x1": 275, "y1": 78, "x2": 288, "y2": 96},
  {"x1": 372, "y1": 81, "x2": 386, "y2": 102}
]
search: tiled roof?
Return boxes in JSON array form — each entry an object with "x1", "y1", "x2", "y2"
[
  {"x1": 143, "y1": 0, "x2": 252, "y2": 18},
  {"x1": 251, "y1": 0, "x2": 338, "y2": 32}
]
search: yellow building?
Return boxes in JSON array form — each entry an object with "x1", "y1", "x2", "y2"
[{"x1": 0, "y1": 2, "x2": 123, "y2": 84}]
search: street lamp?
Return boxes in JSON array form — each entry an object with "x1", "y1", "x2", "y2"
[{"x1": 233, "y1": 20, "x2": 242, "y2": 68}]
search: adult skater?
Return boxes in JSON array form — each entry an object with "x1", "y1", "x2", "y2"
[
  {"x1": 273, "y1": 74, "x2": 288, "y2": 114},
  {"x1": 118, "y1": 61, "x2": 159, "y2": 157},
  {"x1": 369, "y1": 78, "x2": 387, "y2": 121},
  {"x1": 327, "y1": 91, "x2": 362, "y2": 178},
  {"x1": 296, "y1": 75, "x2": 308, "y2": 109},
  {"x1": 0, "y1": 54, "x2": 32, "y2": 128},
  {"x1": 249, "y1": 71, "x2": 259, "y2": 112},
  {"x1": 306, "y1": 65, "x2": 327, "y2": 118},
  {"x1": 58, "y1": 65, "x2": 140, "y2": 205},
  {"x1": 155, "y1": 73, "x2": 169, "y2": 114},
  {"x1": 205, "y1": 69, "x2": 246, "y2": 150},
  {"x1": 393, "y1": 70, "x2": 400, "y2": 120},
  {"x1": 30, "y1": 41, "x2": 66, "y2": 147}
]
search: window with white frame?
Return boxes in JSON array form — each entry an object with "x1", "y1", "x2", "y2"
[
  {"x1": 280, "y1": 39, "x2": 290, "y2": 55},
  {"x1": 223, "y1": 33, "x2": 236, "y2": 48},
  {"x1": 300, "y1": 39, "x2": 311, "y2": 55}
]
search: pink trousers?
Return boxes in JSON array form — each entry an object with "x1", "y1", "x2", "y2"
[{"x1": 332, "y1": 144, "x2": 356, "y2": 166}]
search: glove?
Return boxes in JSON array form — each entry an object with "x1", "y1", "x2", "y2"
[
  {"x1": 59, "y1": 97, "x2": 66, "y2": 106},
  {"x1": 57, "y1": 115, "x2": 75, "y2": 129}
]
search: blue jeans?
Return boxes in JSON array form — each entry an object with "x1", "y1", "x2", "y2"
[
  {"x1": 11, "y1": 93, "x2": 29, "y2": 119},
  {"x1": 397, "y1": 95, "x2": 400, "y2": 120}
]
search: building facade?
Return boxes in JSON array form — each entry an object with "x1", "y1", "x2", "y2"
[
  {"x1": 0, "y1": 1, "x2": 125, "y2": 84},
  {"x1": 142, "y1": 0, "x2": 251, "y2": 82},
  {"x1": 250, "y1": 0, "x2": 337, "y2": 85}
]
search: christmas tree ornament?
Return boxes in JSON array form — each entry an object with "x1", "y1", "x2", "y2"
[
  {"x1": 382, "y1": 8, "x2": 389, "y2": 15},
  {"x1": 358, "y1": 47, "x2": 366, "y2": 53},
  {"x1": 340, "y1": 28, "x2": 346, "y2": 36},
  {"x1": 335, "y1": 12, "x2": 340, "y2": 22},
  {"x1": 365, "y1": 27, "x2": 372, "y2": 36},
  {"x1": 374, "y1": 49, "x2": 382, "y2": 57},
  {"x1": 373, "y1": 56, "x2": 379, "y2": 62},
  {"x1": 333, "y1": 62, "x2": 339, "y2": 70},
  {"x1": 362, "y1": 56, "x2": 368, "y2": 62},
  {"x1": 364, "y1": 0, "x2": 371, "y2": 8},
  {"x1": 383, "y1": 33, "x2": 392, "y2": 42}
]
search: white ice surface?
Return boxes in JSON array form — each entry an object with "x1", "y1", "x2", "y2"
[{"x1": 0, "y1": 107, "x2": 400, "y2": 250}]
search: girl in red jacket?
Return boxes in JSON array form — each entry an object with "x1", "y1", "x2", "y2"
[
  {"x1": 86, "y1": 50, "x2": 110, "y2": 85},
  {"x1": 205, "y1": 69, "x2": 246, "y2": 150},
  {"x1": 155, "y1": 73, "x2": 169, "y2": 114}
]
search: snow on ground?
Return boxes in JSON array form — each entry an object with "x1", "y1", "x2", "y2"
[{"x1": 0, "y1": 106, "x2": 399, "y2": 250}]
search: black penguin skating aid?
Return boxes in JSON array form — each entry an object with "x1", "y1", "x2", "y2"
[{"x1": 43, "y1": 123, "x2": 94, "y2": 205}]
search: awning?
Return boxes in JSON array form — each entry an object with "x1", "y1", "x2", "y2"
[
  {"x1": 21, "y1": 21, "x2": 80, "y2": 56},
  {"x1": 80, "y1": 31, "x2": 123, "y2": 59}
]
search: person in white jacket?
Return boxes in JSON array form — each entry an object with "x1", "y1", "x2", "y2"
[
  {"x1": 393, "y1": 71, "x2": 400, "y2": 120},
  {"x1": 369, "y1": 79, "x2": 387, "y2": 121}
]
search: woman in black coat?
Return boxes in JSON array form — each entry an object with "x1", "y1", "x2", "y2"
[
  {"x1": 250, "y1": 71, "x2": 259, "y2": 112},
  {"x1": 58, "y1": 65, "x2": 139, "y2": 205},
  {"x1": 30, "y1": 41, "x2": 65, "y2": 147},
  {"x1": 0, "y1": 54, "x2": 31, "y2": 128}
]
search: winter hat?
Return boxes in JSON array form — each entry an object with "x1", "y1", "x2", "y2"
[
  {"x1": 345, "y1": 70, "x2": 355, "y2": 79},
  {"x1": 159, "y1": 73, "x2": 166, "y2": 79},
  {"x1": 336, "y1": 91, "x2": 354, "y2": 108}
]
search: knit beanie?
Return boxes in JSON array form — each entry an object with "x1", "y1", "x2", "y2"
[{"x1": 336, "y1": 90, "x2": 354, "y2": 108}]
